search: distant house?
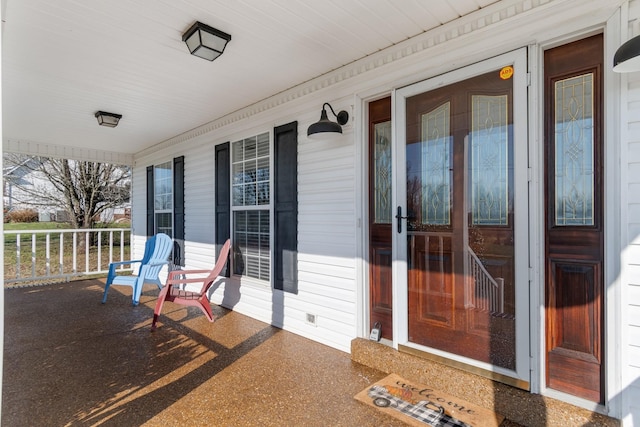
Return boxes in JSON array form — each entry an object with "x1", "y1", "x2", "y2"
[
  {"x1": 3, "y1": 157, "x2": 130, "y2": 223},
  {"x1": 3, "y1": 156, "x2": 53, "y2": 219}
]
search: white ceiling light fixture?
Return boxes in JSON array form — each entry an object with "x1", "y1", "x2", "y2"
[
  {"x1": 182, "y1": 21, "x2": 232, "y2": 62},
  {"x1": 94, "y1": 111, "x2": 122, "y2": 128}
]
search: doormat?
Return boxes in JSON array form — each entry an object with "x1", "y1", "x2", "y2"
[{"x1": 355, "y1": 373, "x2": 504, "y2": 427}]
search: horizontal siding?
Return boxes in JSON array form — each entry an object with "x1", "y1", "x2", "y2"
[
  {"x1": 293, "y1": 121, "x2": 358, "y2": 352},
  {"x1": 182, "y1": 143, "x2": 216, "y2": 269},
  {"x1": 630, "y1": 324, "x2": 640, "y2": 348}
]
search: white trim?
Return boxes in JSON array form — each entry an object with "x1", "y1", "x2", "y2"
[
  {"x1": 4, "y1": 138, "x2": 134, "y2": 166},
  {"x1": 354, "y1": 93, "x2": 367, "y2": 339},
  {"x1": 391, "y1": 86, "x2": 405, "y2": 350},
  {"x1": 392, "y1": 49, "x2": 529, "y2": 382},
  {"x1": 527, "y1": 41, "x2": 544, "y2": 396},
  {"x1": 608, "y1": 2, "x2": 628, "y2": 422}
]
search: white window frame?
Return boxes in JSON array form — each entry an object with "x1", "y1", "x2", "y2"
[
  {"x1": 154, "y1": 161, "x2": 173, "y2": 238},
  {"x1": 230, "y1": 131, "x2": 273, "y2": 283}
]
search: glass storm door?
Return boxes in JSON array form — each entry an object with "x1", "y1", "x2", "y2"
[{"x1": 394, "y1": 50, "x2": 528, "y2": 382}]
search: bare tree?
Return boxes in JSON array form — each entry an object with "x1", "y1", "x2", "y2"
[{"x1": 4, "y1": 154, "x2": 130, "y2": 229}]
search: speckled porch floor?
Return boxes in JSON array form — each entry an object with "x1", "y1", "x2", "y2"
[{"x1": 3, "y1": 279, "x2": 414, "y2": 427}]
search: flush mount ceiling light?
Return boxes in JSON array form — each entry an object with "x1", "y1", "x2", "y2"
[
  {"x1": 182, "y1": 21, "x2": 231, "y2": 62},
  {"x1": 95, "y1": 111, "x2": 122, "y2": 128},
  {"x1": 613, "y1": 34, "x2": 640, "y2": 73},
  {"x1": 307, "y1": 103, "x2": 349, "y2": 140}
]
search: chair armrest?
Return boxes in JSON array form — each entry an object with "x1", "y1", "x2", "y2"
[
  {"x1": 167, "y1": 269, "x2": 211, "y2": 280},
  {"x1": 109, "y1": 259, "x2": 143, "y2": 268},
  {"x1": 166, "y1": 277, "x2": 214, "y2": 285},
  {"x1": 146, "y1": 260, "x2": 169, "y2": 267}
]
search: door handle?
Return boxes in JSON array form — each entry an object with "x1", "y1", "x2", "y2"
[{"x1": 395, "y1": 206, "x2": 408, "y2": 234}]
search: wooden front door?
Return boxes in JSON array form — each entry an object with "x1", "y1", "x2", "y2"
[
  {"x1": 369, "y1": 97, "x2": 393, "y2": 340},
  {"x1": 544, "y1": 34, "x2": 604, "y2": 403},
  {"x1": 403, "y1": 68, "x2": 518, "y2": 370}
]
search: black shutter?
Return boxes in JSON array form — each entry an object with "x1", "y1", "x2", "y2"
[
  {"x1": 215, "y1": 142, "x2": 231, "y2": 277},
  {"x1": 173, "y1": 156, "x2": 185, "y2": 266},
  {"x1": 274, "y1": 121, "x2": 298, "y2": 293},
  {"x1": 146, "y1": 165, "x2": 154, "y2": 237}
]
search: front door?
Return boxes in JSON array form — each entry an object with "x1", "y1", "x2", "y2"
[
  {"x1": 544, "y1": 34, "x2": 604, "y2": 403},
  {"x1": 394, "y1": 50, "x2": 529, "y2": 382}
]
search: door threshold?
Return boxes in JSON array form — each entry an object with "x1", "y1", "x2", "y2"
[{"x1": 398, "y1": 344, "x2": 529, "y2": 391}]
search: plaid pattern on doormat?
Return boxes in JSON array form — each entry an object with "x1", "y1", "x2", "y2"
[{"x1": 355, "y1": 374, "x2": 504, "y2": 427}]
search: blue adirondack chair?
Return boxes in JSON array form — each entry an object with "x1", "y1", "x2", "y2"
[{"x1": 102, "y1": 233, "x2": 173, "y2": 306}]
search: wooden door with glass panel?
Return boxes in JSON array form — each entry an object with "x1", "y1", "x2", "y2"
[
  {"x1": 544, "y1": 34, "x2": 604, "y2": 403},
  {"x1": 369, "y1": 97, "x2": 393, "y2": 340},
  {"x1": 405, "y1": 69, "x2": 516, "y2": 370}
]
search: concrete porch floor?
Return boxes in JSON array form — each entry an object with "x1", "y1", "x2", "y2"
[
  {"x1": 0, "y1": 279, "x2": 609, "y2": 426},
  {"x1": 3, "y1": 279, "x2": 410, "y2": 426}
]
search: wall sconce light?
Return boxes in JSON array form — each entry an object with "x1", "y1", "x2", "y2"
[
  {"x1": 95, "y1": 111, "x2": 122, "y2": 128},
  {"x1": 307, "y1": 103, "x2": 349, "y2": 140},
  {"x1": 614, "y1": 34, "x2": 640, "y2": 73},
  {"x1": 182, "y1": 21, "x2": 231, "y2": 62}
]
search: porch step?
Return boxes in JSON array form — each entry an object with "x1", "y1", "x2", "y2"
[{"x1": 350, "y1": 338, "x2": 618, "y2": 427}]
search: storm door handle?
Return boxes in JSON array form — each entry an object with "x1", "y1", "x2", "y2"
[{"x1": 395, "y1": 206, "x2": 408, "y2": 234}]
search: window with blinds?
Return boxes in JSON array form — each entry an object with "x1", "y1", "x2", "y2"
[
  {"x1": 231, "y1": 132, "x2": 271, "y2": 280},
  {"x1": 154, "y1": 161, "x2": 173, "y2": 237}
]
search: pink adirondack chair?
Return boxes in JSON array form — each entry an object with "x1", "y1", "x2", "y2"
[{"x1": 151, "y1": 239, "x2": 231, "y2": 330}]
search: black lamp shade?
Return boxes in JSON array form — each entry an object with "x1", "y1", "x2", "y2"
[
  {"x1": 183, "y1": 21, "x2": 231, "y2": 62},
  {"x1": 95, "y1": 111, "x2": 122, "y2": 128},
  {"x1": 307, "y1": 109, "x2": 343, "y2": 139},
  {"x1": 307, "y1": 104, "x2": 349, "y2": 140},
  {"x1": 614, "y1": 34, "x2": 640, "y2": 73}
]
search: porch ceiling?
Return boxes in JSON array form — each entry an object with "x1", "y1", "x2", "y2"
[{"x1": 1, "y1": 0, "x2": 501, "y2": 164}]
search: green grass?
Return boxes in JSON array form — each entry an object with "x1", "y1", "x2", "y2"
[
  {"x1": 4, "y1": 222, "x2": 73, "y2": 231},
  {"x1": 3, "y1": 222, "x2": 132, "y2": 285}
]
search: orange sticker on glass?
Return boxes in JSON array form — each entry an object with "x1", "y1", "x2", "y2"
[{"x1": 500, "y1": 66, "x2": 514, "y2": 80}]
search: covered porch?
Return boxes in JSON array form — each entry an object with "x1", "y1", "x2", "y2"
[
  {"x1": 3, "y1": 0, "x2": 639, "y2": 424},
  {"x1": 2, "y1": 279, "x2": 616, "y2": 426}
]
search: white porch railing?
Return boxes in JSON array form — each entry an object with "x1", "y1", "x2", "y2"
[{"x1": 3, "y1": 228, "x2": 132, "y2": 284}]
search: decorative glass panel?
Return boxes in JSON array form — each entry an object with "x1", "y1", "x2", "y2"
[
  {"x1": 471, "y1": 94, "x2": 509, "y2": 225},
  {"x1": 554, "y1": 74, "x2": 594, "y2": 226},
  {"x1": 420, "y1": 102, "x2": 451, "y2": 225},
  {"x1": 374, "y1": 121, "x2": 392, "y2": 224}
]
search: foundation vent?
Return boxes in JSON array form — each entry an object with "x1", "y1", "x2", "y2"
[{"x1": 305, "y1": 313, "x2": 317, "y2": 326}]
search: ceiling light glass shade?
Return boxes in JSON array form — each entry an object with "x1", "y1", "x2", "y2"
[
  {"x1": 613, "y1": 34, "x2": 640, "y2": 73},
  {"x1": 95, "y1": 111, "x2": 122, "y2": 128},
  {"x1": 182, "y1": 21, "x2": 231, "y2": 62},
  {"x1": 307, "y1": 103, "x2": 349, "y2": 140}
]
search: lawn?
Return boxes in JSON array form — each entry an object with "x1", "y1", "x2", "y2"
[{"x1": 4, "y1": 222, "x2": 132, "y2": 285}]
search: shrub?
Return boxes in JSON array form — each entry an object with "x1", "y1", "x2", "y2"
[{"x1": 5, "y1": 209, "x2": 39, "y2": 223}]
